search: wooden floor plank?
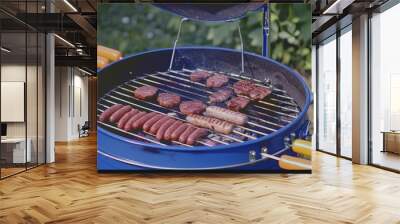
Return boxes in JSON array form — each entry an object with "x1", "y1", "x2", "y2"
[{"x1": 1, "y1": 135, "x2": 400, "y2": 224}]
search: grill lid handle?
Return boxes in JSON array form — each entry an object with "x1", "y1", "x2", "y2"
[
  {"x1": 168, "y1": 17, "x2": 246, "y2": 75},
  {"x1": 154, "y1": 3, "x2": 264, "y2": 22}
]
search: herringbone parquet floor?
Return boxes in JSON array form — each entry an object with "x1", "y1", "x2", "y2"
[{"x1": 1, "y1": 135, "x2": 399, "y2": 224}]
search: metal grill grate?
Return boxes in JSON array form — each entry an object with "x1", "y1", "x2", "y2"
[{"x1": 97, "y1": 69, "x2": 300, "y2": 147}]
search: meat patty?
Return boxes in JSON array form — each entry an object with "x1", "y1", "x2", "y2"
[
  {"x1": 249, "y1": 86, "x2": 272, "y2": 100},
  {"x1": 233, "y1": 80, "x2": 254, "y2": 96},
  {"x1": 133, "y1": 85, "x2": 158, "y2": 100},
  {"x1": 209, "y1": 89, "x2": 232, "y2": 103},
  {"x1": 233, "y1": 80, "x2": 272, "y2": 100},
  {"x1": 206, "y1": 74, "x2": 229, "y2": 88},
  {"x1": 226, "y1": 96, "x2": 250, "y2": 111},
  {"x1": 190, "y1": 70, "x2": 212, "y2": 82},
  {"x1": 179, "y1": 100, "x2": 206, "y2": 115},
  {"x1": 157, "y1": 93, "x2": 181, "y2": 108}
]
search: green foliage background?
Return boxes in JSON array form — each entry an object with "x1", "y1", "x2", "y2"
[{"x1": 98, "y1": 4, "x2": 311, "y2": 77}]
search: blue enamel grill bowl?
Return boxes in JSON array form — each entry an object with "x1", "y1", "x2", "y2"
[{"x1": 97, "y1": 47, "x2": 312, "y2": 171}]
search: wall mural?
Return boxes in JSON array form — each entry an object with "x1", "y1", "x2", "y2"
[{"x1": 96, "y1": 3, "x2": 312, "y2": 172}]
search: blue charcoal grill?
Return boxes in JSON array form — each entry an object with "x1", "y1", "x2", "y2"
[{"x1": 97, "y1": 3, "x2": 312, "y2": 172}]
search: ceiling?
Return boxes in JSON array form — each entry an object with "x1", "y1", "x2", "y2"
[
  {"x1": 0, "y1": 0, "x2": 97, "y2": 73},
  {"x1": 311, "y1": 0, "x2": 390, "y2": 44}
]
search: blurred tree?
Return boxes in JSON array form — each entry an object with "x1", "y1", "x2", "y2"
[{"x1": 98, "y1": 3, "x2": 311, "y2": 77}]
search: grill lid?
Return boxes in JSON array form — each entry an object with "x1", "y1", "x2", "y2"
[{"x1": 154, "y1": 3, "x2": 265, "y2": 22}]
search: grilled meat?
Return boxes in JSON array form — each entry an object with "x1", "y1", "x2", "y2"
[
  {"x1": 117, "y1": 109, "x2": 139, "y2": 129},
  {"x1": 190, "y1": 70, "x2": 213, "y2": 82},
  {"x1": 186, "y1": 114, "x2": 234, "y2": 134},
  {"x1": 133, "y1": 85, "x2": 158, "y2": 100},
  {"x1": 132, "y1": 112, "x2": 157, "y2": 130},
  {"x1": 124, "y1": 111, "x2": 146, "y2": 131},
  {"x1": 156, "y1": 119, "x2": 176, "y2": 141},
  {"x1": 99, "y1": 104, "x2": 123, "y2": 122},
  {"x1": 226, "y1": 96, "x2": 250, "y2": 111},
  {"x1": 150, "y1": 116, "x2": 171, "y2": 134},
  {"x1": 164, "y1": 120, "x2": 183, "y2": 141},
  {"x1": 179, "y1": 125, "x2": 197, "y2": 144},
  {"x1": 209, "y1": 89, "x2": 232, "y2": 103},
  {"x1": 233, "y1": 80, "x2": 272, "y2": 100},
  {"x1": 157, "y1": 93, "x2": 181, "y2": 108},
  {"x1": 109, "y1": 105, "x2": 132, "y2": 123},
  {"x1": 233, "y1": 80, "x2": 254, "y2": 96},
  {"x1": 204, "y1": 106, "x2": 248, "y2": 125},
  {"x1": 171, "y1": 124, "x2": 189, "y2": 141},
  {"x1": 249, "y1": 86, "x2": 272, "y2": 100},
  {"x1": 179, "y1": 100, "x2": 206, "y2": 115},
  {"x1": 187, "y1": 128, "x2": 208, "y2": 145},
  {"x1": 206, "y1": 74, "x2": 229, "y2": 88},
  {"x1": 143, "y1": 114, "x2": 164, "y2": 132}
]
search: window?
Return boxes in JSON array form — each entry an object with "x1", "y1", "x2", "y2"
[
  {"x1": 317, "y1": 35, "x2": 337, "y2": 154},
  {"x1": 339, "y1": 27, "x2": 352, "y2": 158},
  {"x1": 370, "y1": 3, "x2": 400, "y2": 171}
]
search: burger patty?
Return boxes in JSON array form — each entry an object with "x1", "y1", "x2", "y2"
[
  {"x1": 157, "y1": 93, "x2": 181, "y2": 108},
  {"x1": 233, "y1": 80, "x2": 271, "y2": 100},
  {"x1": 190, "y1": 70, "x2": 212, "y2": 82},
  {"x1": 179, "y1": 100, "x2": 206, "y2": 115},
  {"x1": 226, "y1": 96, "x2": 250, "y2": 111},
  {"x1": 133, "y1": 85, "x2": 158, "y2": 100},
  {"x1": 209, "y1": 89, "x2": 232, "y2": 103},
  {"x1": 206, "y1": 74, "x2": 229, "y2": 88}
]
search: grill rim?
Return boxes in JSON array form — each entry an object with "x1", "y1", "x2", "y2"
[{"x1": 97, "y1": 46, "x2": 312, "y2": 151}]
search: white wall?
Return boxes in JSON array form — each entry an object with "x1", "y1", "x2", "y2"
[{"x1": 54, "y1": 67, "x2": 89, "y2": 141}]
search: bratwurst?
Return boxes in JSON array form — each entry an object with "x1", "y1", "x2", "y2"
[
  {"x1": 204, "y1": 106, "x2": 248, "y2": 125},
  {"x1": 186, "y1": 114, "x2": 234, "y2": 135}
]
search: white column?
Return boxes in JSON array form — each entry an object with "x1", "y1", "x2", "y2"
[
  {"x1": 45, "y1": 1, "x2": 55, "y2": 163},
  {"x1": 352, "y1": 14, "x2": 369, "y2": 164}
]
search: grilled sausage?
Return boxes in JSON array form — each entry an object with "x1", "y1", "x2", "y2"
[
  {"x1": 186, "y1": 115, "x2": 234, "y2": 134},
  {"x1": 124, "y1": 111, "x2": 146, "y2": 131},
  {"x1": 156, "y1": 119, "x2": 175, "y2": 141},
  {"x1": 170, "y1": 123, "x2": 189, "y2": 141},
  {"x1": 164, "y1": 120, "x2": 183, "y2": 141},
  {"x1": 187, "y1": 128, "x2": 208, "y2": 145},
  {"x1": 143, "y1": 114, "x2": 164, "y2": 132},
  {"x1": 99, "y1": 104, "x2": 123, "y2": 122},
  {"x1": 179, "y1": 125, "x2": 196, "y2": 144},
  {"x1": 132, "y1": 112, "x2": 157, "y2": 130},
  {"x1": 150, "y1": 116, "x2": 171, "y2": 134},
  {"x1": 117, "y1": 109, "x2": 138, "y2": 129},
  {"x1": 204, "y1": 106, "x2": 248, "y2": 125},
  {"x1": 110, "y1": 105, "x2": 132, "y2": 123}
]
